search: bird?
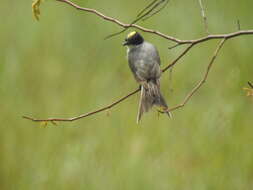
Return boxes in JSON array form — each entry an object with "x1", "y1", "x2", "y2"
[{"x1": 123, "y1": 31, "x2": 171, "y2": 123}]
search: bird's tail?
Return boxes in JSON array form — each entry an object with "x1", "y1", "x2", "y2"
[{"x1": 137, "y1": 80, "x2": 171, "y2": 123}]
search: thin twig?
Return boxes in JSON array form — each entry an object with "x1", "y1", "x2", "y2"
[
  {"x1": 168, "y1": 39, "x2": 226, "y2": 112},
  {"x1": 104, "y1": 29, "x2": 128, "y2": 40},
  {"x1": 168, "y1": 43, "x2": 181, "y2": 49},
  {"x1": 137, "y1": 0, "x2": 158, "y2": 17},
  {"x1": 105, "y1": 0, "x2": 169, "y2": 39},
  {"x1": 23, "y1": 89, "x2": 140, "y2": 122},
  {"x1": 198, "y1": 0, "x2": 209, "y2": 34},
  {"x1": 142, "y1": 0, "x2": 169, "y2": 21},
  {"x1": 56, "y1": 0, "x2": 253, "y2": 45},
  {"x1": 132, "y1": 0, "x2": 169, "y2": 23},
  {"x1": 248, "y1": 81, "x2": 253, "y2": 89},
  {"x1": 162, "y1": 44, "x2": 195, "y2": 72}
]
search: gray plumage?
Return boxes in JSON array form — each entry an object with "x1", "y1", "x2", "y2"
[{"x1": 126, "y1": 40, "x2": 171, "y2": 123}]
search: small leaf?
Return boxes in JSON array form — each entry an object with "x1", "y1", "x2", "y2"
[
  {"x1": 243, "y1": 88, "x2": 253, "y2": 97},
  {"x1": 32, "y1": 0, "x2": 42, "y2": 21},
  {"x1": 40, "y1": 121, "x2": 48, "y2": 127}
]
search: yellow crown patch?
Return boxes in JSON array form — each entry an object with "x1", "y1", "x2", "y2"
[{"x1": 127, "y1": 31, "x2": 137, "y2": 39}]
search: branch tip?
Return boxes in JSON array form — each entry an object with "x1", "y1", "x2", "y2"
[
  {"x1": 248, "y1": 81, "x2": 253, "y2": 89},
  {"x1": 168, "y1": 43, "x2": 181, "y2": 49}
]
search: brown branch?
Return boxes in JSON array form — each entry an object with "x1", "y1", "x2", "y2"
[
  {"x1": 170, "y1": 30, "x2": 253, "y2": 48},
  {"x1": 56, "y1": 0, "x2": 253, "y2": 46},
  {"x1": 198, "y1": 0, "x2": 209, "y2": 34},
  {"x1": 24, "y1": 0, "x2": 253, "y2": 123},
  {"x1": 56, "y1": 0, "x2": 180, "y2": 43},
  {"x1": 162, "y1": 44, "x2": 195, "y2": 72},
  {"x1": 23, "y1": 39, "x2": 225, "y2": 123},
  {"x1": 168, "y1": 39, "x2": 226, "y2": 112},
  {"x1": 22, "y1": 43, "x2": 194, "y2": 122},
  {"x1": 23, "y1": 89, "x2": 140, "y2": 122}
]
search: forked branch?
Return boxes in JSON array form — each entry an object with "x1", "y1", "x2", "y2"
[
  {"x1": 24, "y1": 0, "x2": 253, "y2": 123},
  {"x1": 23, "y1": 43, "x2": 193, "y2": 122},
  {"x1": 168, "y1": 39, "x2": 226, "y2": 112},
  {"x1": 23, "y1": 39, "x2": 225, "y2": 122},
  {"x1": 56, "y1": 0, "x2": 253, "y2": 46}
]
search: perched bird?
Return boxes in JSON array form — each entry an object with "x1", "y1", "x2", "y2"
[{"x1": 123, "y1": 31, "x2": 171, "y2": 123}]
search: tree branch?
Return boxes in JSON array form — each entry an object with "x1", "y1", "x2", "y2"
[
  {"x1": 56, "y1": 0, "x2": 253, "y2": 46},
  {"x1": 24, "y1": 0, "x2": 253, "y2": 123},
  {"x1": 23, "y1": 39, "x2": 225, "y2": 122},
  {"x1": 162, "y1": 44, "x2": 195, "y2": 72},
  {"x1": 22, "y1": 43, "x2": 193, "y2": 122},
  {"x1": 167, "y1": 39, "x2": 226, "y2": 112},
  {"x1": 23, "y1": 88, "x2": 140, "y2": 122}
]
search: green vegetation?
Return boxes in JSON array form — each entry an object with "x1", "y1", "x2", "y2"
[{"x1": 1, "y1": 0, "x2": 253, "y2": 189}]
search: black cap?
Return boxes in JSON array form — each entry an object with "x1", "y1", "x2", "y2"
[{"x1": 123, "y1": 31, "x2": 144, "y2": 46}]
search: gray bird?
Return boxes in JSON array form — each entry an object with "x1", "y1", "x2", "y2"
[{"x1": 123, "y1": 31, "x2": 171, "y2": 123}]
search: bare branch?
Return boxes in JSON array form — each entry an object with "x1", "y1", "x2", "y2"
[
  {"x1": 198, "y1": 0, "x2": 209, "y2": 34},
  {"x1": 131, "y1": 0, "x2": 169, "y2": 23},
  {"x1": 168, "y1": 43, "x2": 181, "y2": 49},
  {"x1": 24, "y1": 0, "x2": 253, "y2": 123},
  {"x1": 137, "y1": 0, "x2": 159, "y2": 18},
  {"x1": 23, "y1": 89, "x2": 140, "y2": 122},
  {"x1": 23, "y1": 44, "x2": 193, "y2": 122},
  {"x1": 97, "y1": 0, "x2": 169, "y2": 39},
  {"x1": 176, "y1": 30, "x2": 253, "y2": 45},
  {"x1": 162, "y1": 44, "x2": 194, "y2": 72},
  {"x1": 56, "y1": 0, "x2": 253, "y2": 45},
  {"x1": 105, "y1": 0, "x2": 169, "y2": 39},
  {"x1": 168, "y1": 39, "x2": 226, "y2": 112},
  {"x1": 248, "y1": 81, "x2": 253, "y2": 89},
  {"x1": 141, "y1": 0, "x2": 169, "y2": 21}
]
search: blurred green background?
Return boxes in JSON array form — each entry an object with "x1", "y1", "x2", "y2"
[{"x1": 1, "y1": 0, "x2": 253, "y2": 189}]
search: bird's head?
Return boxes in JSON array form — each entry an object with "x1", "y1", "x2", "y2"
[{"x1": 123, "y1": 31, "x2": 144, "y2": 46}]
